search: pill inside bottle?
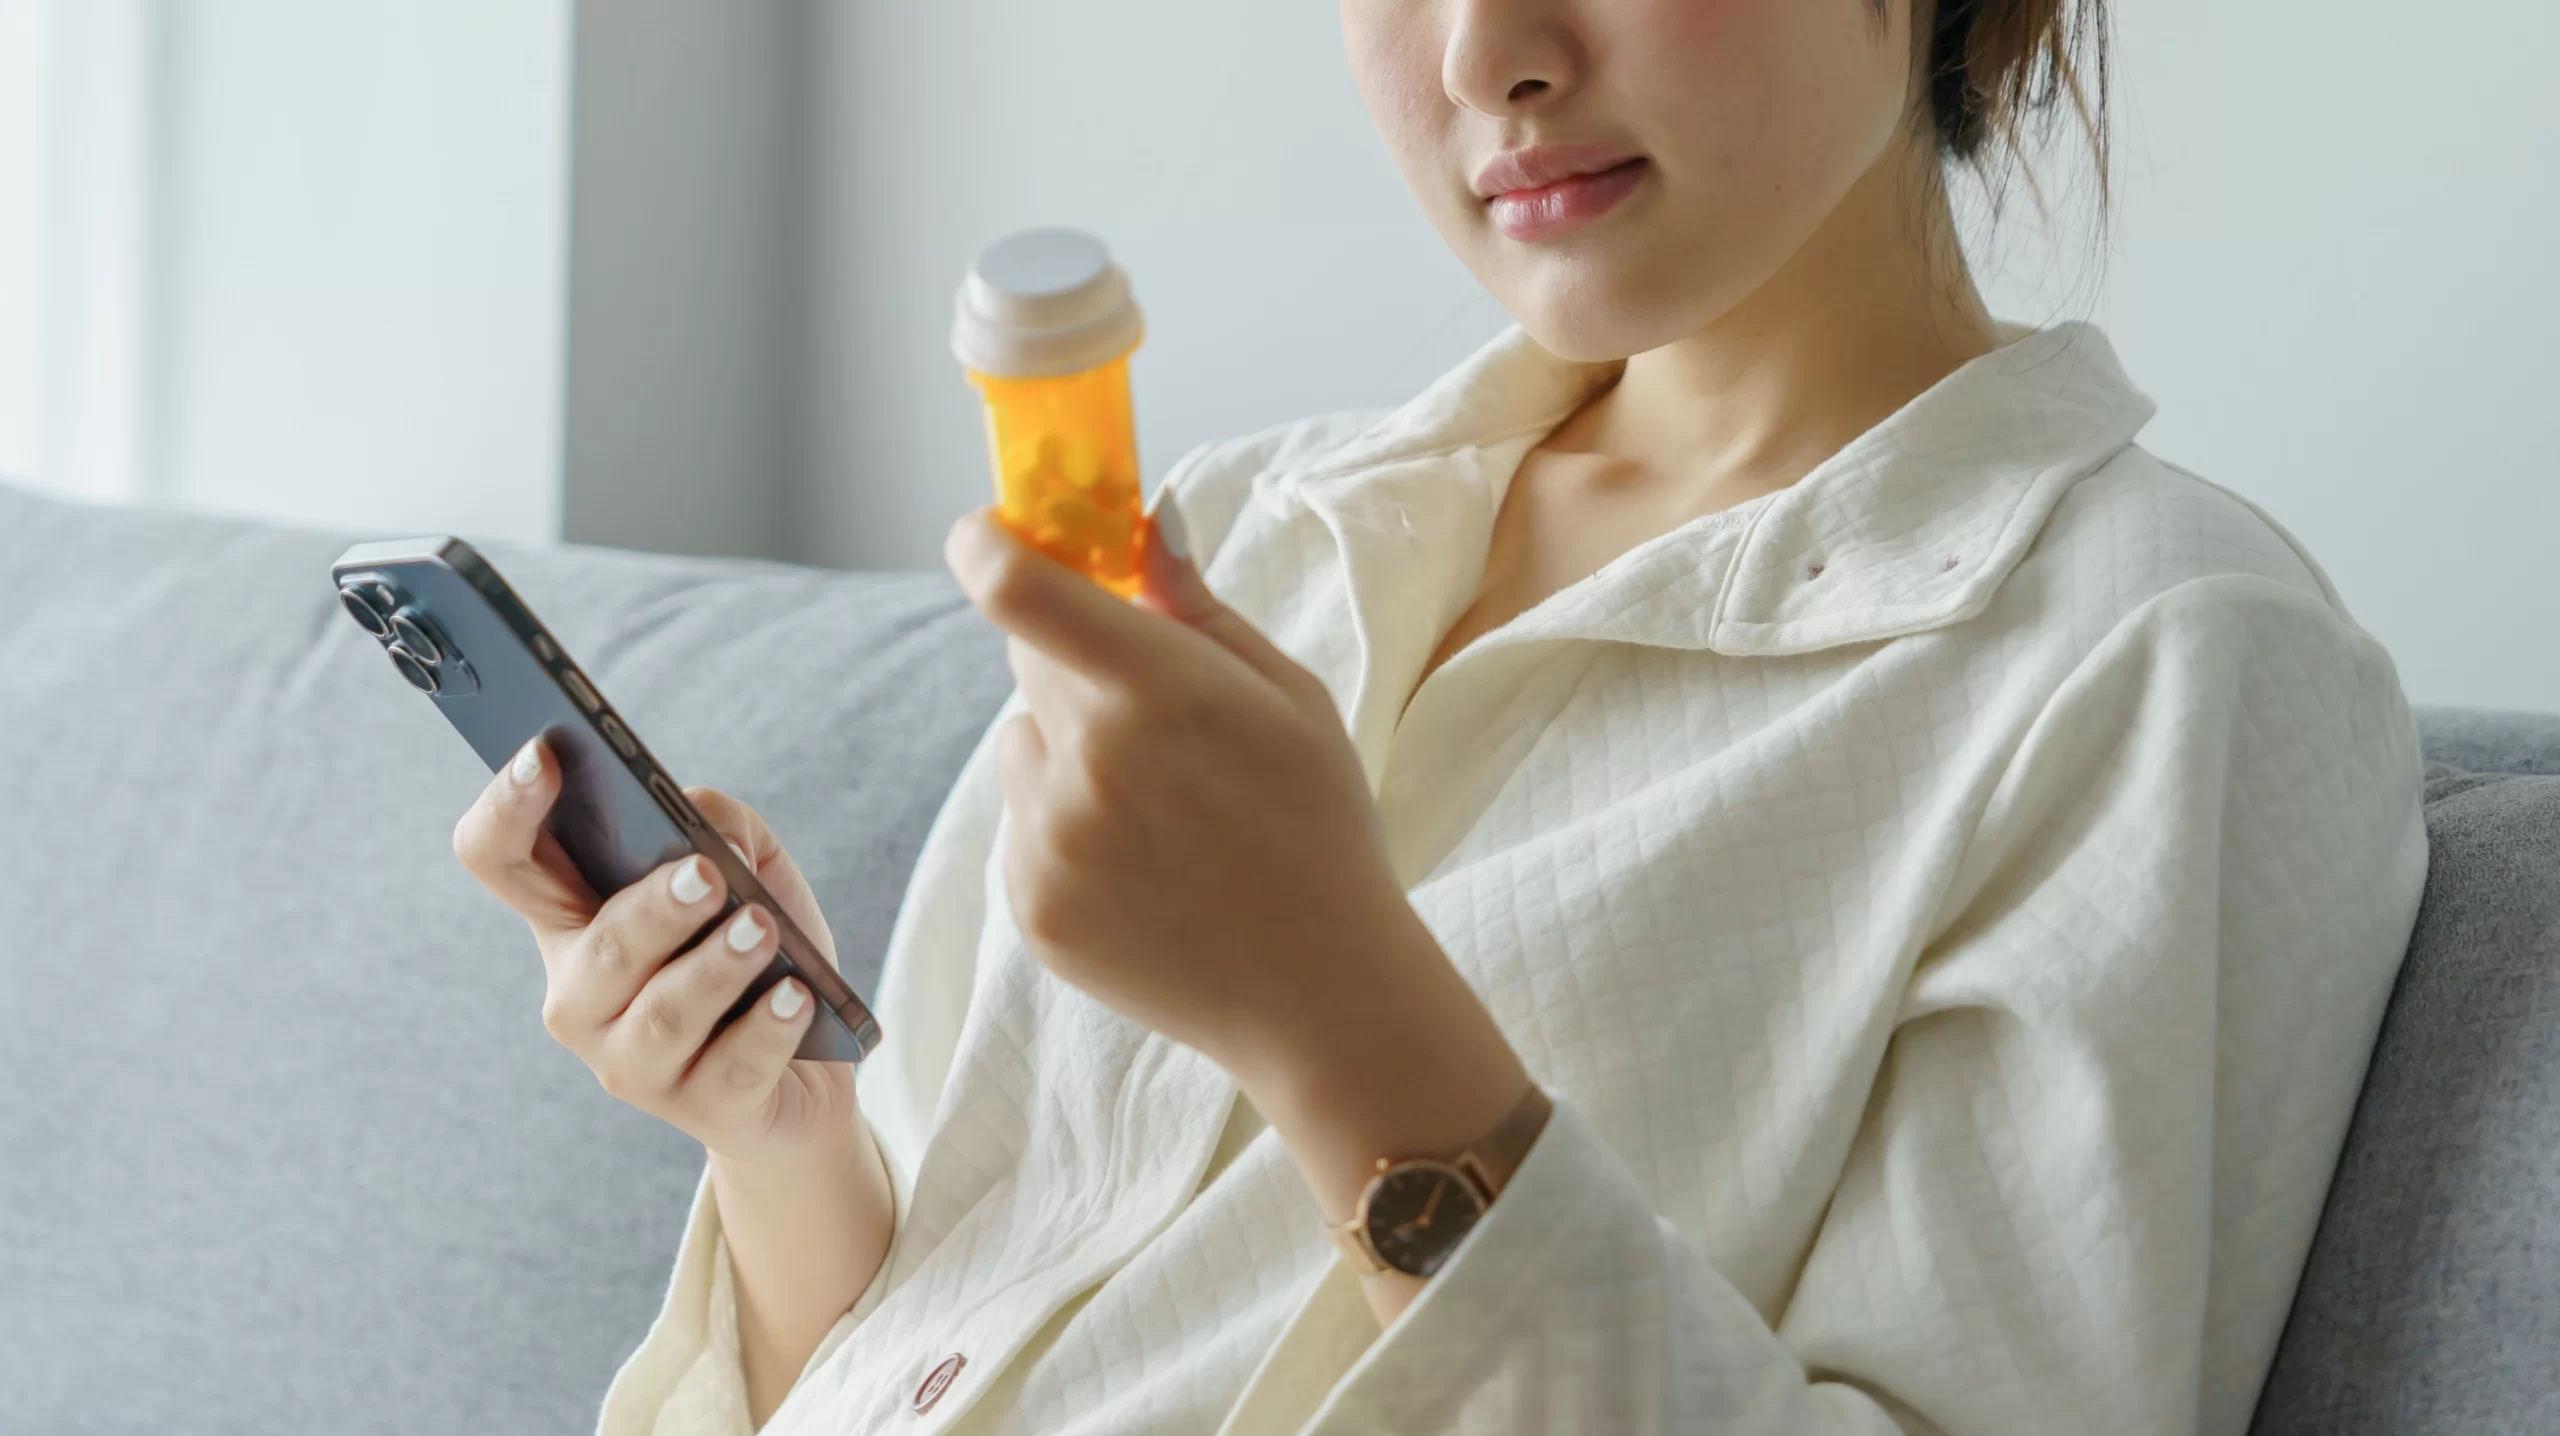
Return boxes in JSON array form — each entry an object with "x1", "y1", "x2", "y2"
[{"x1": 952, "y1": 229, "x2": 1150, "y2": 596}]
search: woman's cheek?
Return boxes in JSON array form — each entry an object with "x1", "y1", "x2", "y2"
[
  {"x1": 1619, "y1": 0, "x2": 1788, "y2": 150},
  {"x1": 1634, "y1": 0, "x2": 1760, "y2": 50},
  {"x1": 1342, "y1": 16, "x2": 1453, "y2": 180}
]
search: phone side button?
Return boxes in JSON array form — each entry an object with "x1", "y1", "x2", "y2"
[
  {"x1": 646, "y1": 770, "x2": 698, "y2": 831},
  {"x1": 599, "y1": 713, "x2": 639, "y2": 759},
  {"x1": 560, "y1": 668, "x2": 603, "y2": 713}
]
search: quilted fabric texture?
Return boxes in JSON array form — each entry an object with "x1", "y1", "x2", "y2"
[
  {"x1": 2251, "y1": 764, "x2": 2560, "y2": 1434},
  {"x1": 0, "y1": 481, "x2": 1010, "y2": 1435},
  {"x1": 604, "y1": 323, "x2": 2430, "y2": 1436}
]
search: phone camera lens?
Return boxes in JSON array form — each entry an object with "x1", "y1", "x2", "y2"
[
  {"x1": 388, "y1": 611, "x2": 443, "y2": 665},
  {"x1": 387, "y1": 644, "x2": 441, "y2": 694},
  {"x1": 338, "y1": 581, "x2": 393, "y2": 637}
]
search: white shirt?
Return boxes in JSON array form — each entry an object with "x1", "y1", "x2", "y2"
[{"x1": 598, "y1": 322, "x2": 2429, "y2": 1436}]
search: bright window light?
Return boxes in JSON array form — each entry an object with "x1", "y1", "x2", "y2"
[{"x1": 0, "y1": 0, "x2": 45, "y2": 483}]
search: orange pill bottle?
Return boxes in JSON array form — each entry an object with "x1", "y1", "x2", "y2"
[{"x1": 951, "y1": 229, "x2": 1148, "y2": 596}]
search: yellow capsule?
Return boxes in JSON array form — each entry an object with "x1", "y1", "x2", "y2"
[
  {"x1": 1085, "y1": 508, "x2": 1134, "y2": 565},
  {"x1": 1043, "y1": 493, "x2": 1100, "y2": 536},
  {"x1": 1061, "y1": 437, "x2": 1105, "y2": 490}
]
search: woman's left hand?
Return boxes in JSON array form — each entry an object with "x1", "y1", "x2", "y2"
[{"x1": 941, "y1": 502, "x2": 1417, "y2": 1079}]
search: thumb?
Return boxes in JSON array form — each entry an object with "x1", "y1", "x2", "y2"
[{"x1": 1139, "y1": 499, "x2": 1307, "y2": 693}]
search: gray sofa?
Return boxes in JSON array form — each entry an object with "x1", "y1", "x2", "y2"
[{"x1": 1, "y1": 478, "x2": 2551, "y2": 1434}]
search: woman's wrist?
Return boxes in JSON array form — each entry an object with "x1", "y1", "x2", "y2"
[
  {"x1": 708, "y1": 1114, "x2": 896, "y2": 1423},
  {"x1": 705, "y1": 1109, "x2": 891, "y2": 1240},
  {"x1": 704, "y1": 1109, "x2": 873, "y2": 1178},
  {"x1": 1217, "y1": 900, "x2": 1532, "y2": 1226},
  {"x1": 704, "y1": 1114, "x2": 895, "y2": 1299}
]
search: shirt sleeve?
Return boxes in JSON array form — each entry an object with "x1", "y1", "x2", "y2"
[
  {"x1": 587, "y1": 438, "x2": 1262, "y2": 1435},
  {"x1": 1294, "y1": 573, "x2": 2431, "y2": 1435},
  {"x1": 593, "y1": 1162, "x2": 904, "y2": 1436},
  {"x1": 591, "y1": 1163, "x2": 751, "y2": 1436},
  {"x1": 589, "y1": 741, "x2": 1003, "y2": 1436}
]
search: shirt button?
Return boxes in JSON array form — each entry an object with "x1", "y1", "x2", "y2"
[{"x1": 913, "y1": 1353, "x2": 967, "y2": 1414}]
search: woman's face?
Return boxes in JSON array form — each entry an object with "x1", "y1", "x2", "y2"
[{"x1": 1341, "y1": 0, "x2": 1921, "y2": 362}]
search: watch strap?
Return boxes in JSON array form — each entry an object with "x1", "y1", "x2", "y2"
[{"x1": 1459, "y1": 1082, "x2": 1554, "y2": 1195}]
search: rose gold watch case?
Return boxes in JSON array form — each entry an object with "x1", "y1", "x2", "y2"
[
  {"x1": 1330, "y1": 1154, "x2": 1497, "y2": 1277},
  {"x1": 1326, "y1": 1085, "x2": 1556, "y2": 1277}
]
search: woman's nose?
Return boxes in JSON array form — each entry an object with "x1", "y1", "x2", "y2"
[{"x1": 1441, "y1": 0, "x2": 1584, "y2": 118}]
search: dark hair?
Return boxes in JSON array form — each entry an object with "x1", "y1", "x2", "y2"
[{"x1": 1919, "y1": 0, "x2": 2111, "y2": 208}]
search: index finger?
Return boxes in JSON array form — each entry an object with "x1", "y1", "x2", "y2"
[{"x1": 452, "y1": 736, "x2": 602, "y2": 934}]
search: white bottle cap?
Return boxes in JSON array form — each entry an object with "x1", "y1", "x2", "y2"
[{"x1": 951, "y1": 228, "x2": 1145, "y2": 379}]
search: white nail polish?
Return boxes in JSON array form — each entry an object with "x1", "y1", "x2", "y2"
[
  {"x1": 1150, "y1": 498, "x2": 1192, "y2": 563},
  {"x1": 770, "y1": 981, "x2": 806, "y2": 1019},
  {"x1": 726, "y1": 838, "x2": 751, "y2": 867},
  {"x1": 670, "y1": 857, "x2": 712, "y2": 905},
  {"x1": 725, "y1": 908, "x2": 764, "y2": 953},
  {"x1": 510, "y1": 741, "x2": 541, "y2": 785}
]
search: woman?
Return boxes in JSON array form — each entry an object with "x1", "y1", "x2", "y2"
[{"x1": 455, "y1": 0, "x2": 2428, "y2": 1431}]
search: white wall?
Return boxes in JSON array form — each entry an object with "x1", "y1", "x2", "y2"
[
  {"x1": 23, "y1": 0, "x2": 160, "y2": 506},
  {"x1": 784, "y1": 0, "x2": 1506, "y2": 573},
  {"x1": 8, "y1": 0, "x2": 786, "y2": 557},
  {"x1": 0, "y1": 0, "x2": 41, "y2": 481},
  {"x1": 1973, "y1": 0, "x2": 2560, "y2": 713},
  {"x1": 150, "y1": 0, "x2": 572, "y2": 542},
  {"x1": 559, "y1": 0, "x2": 802, "y2": 560}
]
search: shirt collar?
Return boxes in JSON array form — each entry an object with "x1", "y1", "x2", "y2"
[{"x1": 1278, "y1": 319, "x2": 2157, "y2": 657}]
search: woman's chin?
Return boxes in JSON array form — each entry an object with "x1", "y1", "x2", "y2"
[
  {"x1": 1470, "y1": 257, "x2": 1679, "y2": 364},
  {"x1": 1503, "y1": 299, "x2": 1691, "y2": 367},
  {"x1": 1471, "y1": 210, "x2": 1775, "y2": 366}
]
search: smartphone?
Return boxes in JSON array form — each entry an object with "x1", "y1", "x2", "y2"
[{"x1": 329, "y1": 537, "x2": 881, "y2": 1063}]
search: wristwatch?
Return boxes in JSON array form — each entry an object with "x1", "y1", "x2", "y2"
[{"x1": 1327, "y1": 1084, "x2": 1554, "y2": 1278}]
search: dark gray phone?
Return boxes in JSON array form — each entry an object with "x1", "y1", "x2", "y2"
[{"x1": 330, "y1": 537, "x2": 880, "y2": 1062}]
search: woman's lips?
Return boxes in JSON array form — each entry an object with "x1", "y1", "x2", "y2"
[{"x1": 1485, "y1": 157, "x2": 1649, "y2": 242}]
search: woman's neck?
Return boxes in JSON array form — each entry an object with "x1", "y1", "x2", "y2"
[
  {"x1": 1570, "y1": 140, "x2": 2002, "y2": 504},
  {"x1": 1416, "y1": 144, "x2": 2009, "y2": 703}
]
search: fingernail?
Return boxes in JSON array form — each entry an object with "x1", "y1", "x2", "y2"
[
  {"x1": 1140, "y1": 500, "x2": 1208, "y2": 620},
  {"x1": 726, "y1": 837, "x2": 751, "y2": 867},
  {"x1": 770, "y1": 980, "x2": 806, "y2": 1019},
  {"x1": 1149, "y1": 497, "x2": 1192, "y2": 564},
  {"x1": 670, "y1": 856, "x2": 713, "y2": 905},
  {"x1": 510, "y1": 740, "x2": 542, "y2": 786},
  {"x1": 725, "y1": 907, "x2": 765, "y2": 953}
]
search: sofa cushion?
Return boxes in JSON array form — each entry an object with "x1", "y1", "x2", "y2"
[
  {"x1": 8, "y1": 479, "x2": 2559, "y2": 1433},
  {"x1": 2414, "y1": 703, "x2": 2560, "y2": 777},
  {"x1": 2252, "y1": 763, "x2": 2560, "y2": 1433},
  {"x1": 0, "y1": 482, "x2": 1011, "y2": 1433}
]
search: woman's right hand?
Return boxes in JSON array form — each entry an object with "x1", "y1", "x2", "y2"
[{"x1": 451, "y1": 735, "x2": 862, "y2": 1170}]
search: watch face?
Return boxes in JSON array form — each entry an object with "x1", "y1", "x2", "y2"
[{"x1": 1362, "y1": 1161, "x2": 1488, "y2": 1277}]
